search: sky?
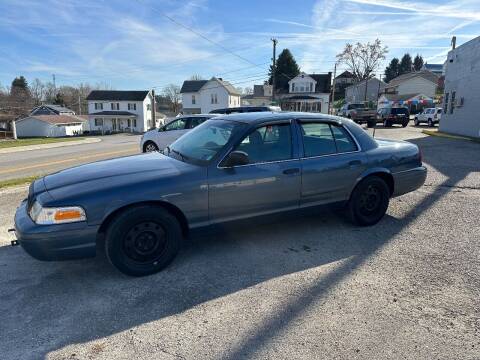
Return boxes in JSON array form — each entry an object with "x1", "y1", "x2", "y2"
[{"x1": 0, "y1": 0, "x2": 479, "y2": 92}]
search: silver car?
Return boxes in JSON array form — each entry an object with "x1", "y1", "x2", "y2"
[
  {"x1": 414, "y1": 108, "x2": 442, "y2": 127},
  {"x1": 140, "y1": 114, "x2": 218, "y2": 152}
]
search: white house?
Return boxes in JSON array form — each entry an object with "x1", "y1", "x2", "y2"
[
  {"x1": 15, "y1": 115, "x2": 86, "y2": 137},
  {"x1": 440, "y1": 36, "x2": 480, "y2": 138},
  {"x1": 180, "y1": 77, "x2": 241, "y2": 114},
  {"x1": 279, "y1": 72, "x2": 331, "y2": 113},
  {"x1": 384, "y1": 70, "x2": 439, "y2": 99},
  {"x1": 86, "y1": 90, "x2": 157, "y2": 133}
]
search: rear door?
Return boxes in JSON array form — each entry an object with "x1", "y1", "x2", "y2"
[{"x1": 297, "y1": 120, "x2": 367, "y2": 206}]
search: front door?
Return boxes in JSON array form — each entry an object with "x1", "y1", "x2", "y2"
[
  {"x1": 297, "y1": 120, "x2": 367, "y2": 206},
  {"x1": 208, "y1": 121, "x2": 301, "y2": 223}
]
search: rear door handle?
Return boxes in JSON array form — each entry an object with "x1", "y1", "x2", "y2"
[{"x1": 283, "y1": 168, "x2": 300, "y2": 175}]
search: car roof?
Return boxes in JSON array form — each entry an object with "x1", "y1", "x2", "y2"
[{"x1": 214, "y1": 111, "x2": 344, "y2": 125}]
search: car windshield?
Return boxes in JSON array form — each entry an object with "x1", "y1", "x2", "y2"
[{"x1": 167, "y1": 119, "x2": 246, "y2": 165}]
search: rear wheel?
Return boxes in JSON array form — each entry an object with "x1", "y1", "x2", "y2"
[
  {"x1": 348, "y1": 176, "x2": 390, "y2": 226},
  {"x1": 143, "y1": 141, "x2": 159, "y2": 153},
  {"x1": 428, "y1": 119, "x2": 434, "y2": 127},
  {"x1": 402, "y1": 120, "x2": 409, "y2": 127},
  {"x1": 383, "y1": 119, "x2": 391, "y2": 128},
  {"x1": 105, "y1": 205, "x2": 182, "y2": 276},
  {"x1": 414, "y1": 118, "x2": 419, "y2": 126}
]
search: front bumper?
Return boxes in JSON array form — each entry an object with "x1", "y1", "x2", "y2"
[
  {"x1": 392, "y1": 166, "x2": 427, "y2": 197},
  {"x1": 14, "y1": 200, "x2": 98, "y2": 261}
]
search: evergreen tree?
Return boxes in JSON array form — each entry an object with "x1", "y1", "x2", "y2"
[
  {"x1": 399, "y1": 53, "x2": 413, "y2": 75},
  {"x1": 413, "y1": 54, "x2": 424, "y2": 71},
  {"x1": 384, "y1": 58, "x2": 400, "y2": 82},
  {"x1": 268, "y1": 49, "x2": 300, "y2": 93}
]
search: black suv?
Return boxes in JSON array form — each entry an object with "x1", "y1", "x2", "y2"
[{"x1": 375, "y1": 107, "x2": 410, "y2": 127}]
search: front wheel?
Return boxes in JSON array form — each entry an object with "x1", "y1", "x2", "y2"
[
  {"x1": 414, "y1": 118, "x2": 419, "y2": 126},
  {"x1": 348, "y1": 176, "x2": 390, "y2": 226},
  {"x1": 428, "y1": 119, "x2": 434, "y2": 127},
  {"x1": 383, "y1": 119, "x2": 390, "y2": 128},
  {"x1": 105, "y1": 205, "x2": 182, "y2": 276},
  {"x1": 143, "y1": 141, "x2": 159, "y2": 153}
]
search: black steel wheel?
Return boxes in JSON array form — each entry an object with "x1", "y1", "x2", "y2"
[
  {"x1": 105, "y1": 205, "x2": 182, "y2": 276},
  {"x1": 348, "y1": 176, "x2": 390, "y2": 226}
]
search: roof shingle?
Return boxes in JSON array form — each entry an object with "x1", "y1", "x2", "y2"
[{"x1": 86, "y1": 90, "x2": 149, "y2": 101}]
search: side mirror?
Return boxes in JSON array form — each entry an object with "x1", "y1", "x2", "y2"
[{"x1": 222, "y1": 151, "x2": 249, "y2": 167}]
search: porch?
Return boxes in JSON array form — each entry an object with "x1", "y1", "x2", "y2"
[
  {"x1": 280, "y1": 95, "x2": 325, "y2": 113},
  {"x1": 90, "y1": 111, "x2": 139, "y2": 134}
]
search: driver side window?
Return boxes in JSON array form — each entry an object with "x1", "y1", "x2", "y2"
[
  {"x1": 233, "y1": 123, "x2": 293, "y2": 164},
  {"x1": 164, "y1": 118, "x2": 187, "y2": 131}
]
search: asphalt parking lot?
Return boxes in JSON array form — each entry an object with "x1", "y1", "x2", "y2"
[{"x1": 0, "y1": 124, "x2": 479, "y2": 360}]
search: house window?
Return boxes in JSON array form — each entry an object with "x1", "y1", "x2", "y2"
[
  {"x1": 94, "y1": 103, "x2": 103, "y2": 110},
  {"x1": 309, "y1": 83, "x2": 313, "y2": 92},
  {"x1": 450, "y1": 91, "x2": 456, "y2": 114},
  {"x1": 192, "y1": 95, "x2": 196, "y2": 105},
  {"x1": 94, "y1": 118, "x2": 103, "y2": 126},
  {"x1": 211, "y1": 93, "x2": 218, "y2": 104},
  {"x1": 133, "y1": 119, "x2": 137, "y2": 127},
  {"x1": 128, "y1": 103, "x2": 136, "y2": 111},
  {"x1": 291, "y1": 83, "x2": 295, "y2": 92},
  {"x1": 111, "y1": 103, "x2": 119, "y2": 110},
  {"x1": 147, "y1": 104, "x2": 151, "y2": 111},
  {"x1": 444, "y1": 92, "x2": 449, "y2": 114}
]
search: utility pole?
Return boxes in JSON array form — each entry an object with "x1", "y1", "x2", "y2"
[
  {"x1": 52, "y1": 74, "x2": 56, "y2": 90},
  {"x1": 364, "y1": 77, "x2": 369, "y2": 104},
  {"x1": 78, "y1": 94, "x2": 82, "y2": 115},
  {"x1": 151, "y1": 89, "x2": 156, "y2": 130},
  {"x1": 330, "y1": 63, "x2": 337, "y2": 114},
  {"x1": 271, "y1": 38, "x2": 277, "y2": 103}
]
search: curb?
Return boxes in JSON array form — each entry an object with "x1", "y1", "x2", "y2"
[
  {"x1": 421, "y1": 130, "x2": 480, "y2": 143},
  {"x1": 0, "y1": 138, "x2": 102, "y2": 154}
]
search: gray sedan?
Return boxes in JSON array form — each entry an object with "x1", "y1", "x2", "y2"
[{"x1": 14, "y1": 112, "x2": 426, "y2": 276}]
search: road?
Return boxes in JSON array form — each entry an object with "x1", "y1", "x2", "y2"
[
  {"x1": 0, "y1": 125, "x2": 479, "y2": 359},
  {"x1": 0, "y1": 134, "x2": 141, "y2": 181}
]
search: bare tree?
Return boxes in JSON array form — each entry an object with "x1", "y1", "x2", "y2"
[
  {"x1": 189, "y1": 74, "x2": 204, "y2": 80},
  {"x1": 244, "y1": 86, "x2": 253, "y2": 95},
  {"x1": 162, "y1": 84, "x2": 181, "y2": 114},
  {"x1": 336, "y1": 39, "x2": 388, "y2": 81},
  {"x1": 29, "y1": 78, "x2": 45, "y2": 106}
]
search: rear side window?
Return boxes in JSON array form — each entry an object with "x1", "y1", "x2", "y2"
[
  {"x1": 300, "y1": 123, "x2": 336, "y2": 157},
  {"x1": 331, "y1": 125, "x2": 358, "y2": 153},
  {"x1": 300, "y1": 122, "x2": 358, "y2": 157}
]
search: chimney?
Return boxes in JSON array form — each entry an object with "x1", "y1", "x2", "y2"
[{"x1": 451, "y1": 36, "x2": 457, "y2": 50}]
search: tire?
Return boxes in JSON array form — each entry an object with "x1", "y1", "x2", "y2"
[
  {"x1": 402, "y1": 120, "x2": 409, "y2": 128},
  {"x1": 367, "y1": 120, "x2": 375, "y2": 128},
  {"x1": 348, "y1": 176, "x2": 390, "y2": 226},
  {"x1": 383, "y1": 119, "x2": 390, "y2": 128},
  {"x1": 105, "y1": 205, "x2": 182, "y2": 276},
  {"x1": 428, "y1": 119, "x2": 433, "y2": 127},
  {"x1": 143, "y1": 141, "x2": 159, "y2": 153},
  {"x1": 414, "y1": 118, "x2": 419, "y2": 126}
]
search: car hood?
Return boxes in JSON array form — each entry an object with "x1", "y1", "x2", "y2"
[{"x1": 44, "y1": 153, "x2": 180, "y2": 191}]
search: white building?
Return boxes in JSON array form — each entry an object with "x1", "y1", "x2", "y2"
[
  {"x1": 180, "y1": 77, "x2": 241, "y2": 114},
  {"x1": 279, "y1": 72, "x2": 331, "y2": 113},
  {"x1": 345, "y1": 78, "x2": 386, "y2": 104},
  {"x1": 440, "y1": 36, "x2": 480, "y2": 138},
  {"x1": 86, "y1": 90, "x2": 157, "y2": 133},
  {"x1": 384, "y1": 70, "x2": 439, "y2": 99},
  {"x1": 15, "y1": 115, "x2": 86, "y2": 137}
]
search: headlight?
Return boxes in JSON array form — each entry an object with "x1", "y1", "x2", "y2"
[{"x1": 29, "y1": 201, "x2": 86, "y2": 225}]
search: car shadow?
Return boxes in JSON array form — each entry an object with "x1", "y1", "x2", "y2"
[{"x1": 0, "y1": 134, "x2": 475, "y2": 360}]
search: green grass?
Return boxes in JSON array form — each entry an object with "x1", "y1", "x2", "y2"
[
  {"x1": 0, "y1": 176, "x2": 40, "y2": 190},
  {"x1": 0, "y1": 137, "x2": 86, "y2": 149}
]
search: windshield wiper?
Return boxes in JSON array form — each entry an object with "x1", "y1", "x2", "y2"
[{"x1": 170, "y1": 148, "x2": 188, "y2": 162}]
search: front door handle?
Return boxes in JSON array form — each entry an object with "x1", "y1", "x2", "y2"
[
  {"x1": 349, "y1": 160, "x2": 362, "y2": 167},
  {"x1": 283, "y1": 168, "x2": 300, "y2": 175}
]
